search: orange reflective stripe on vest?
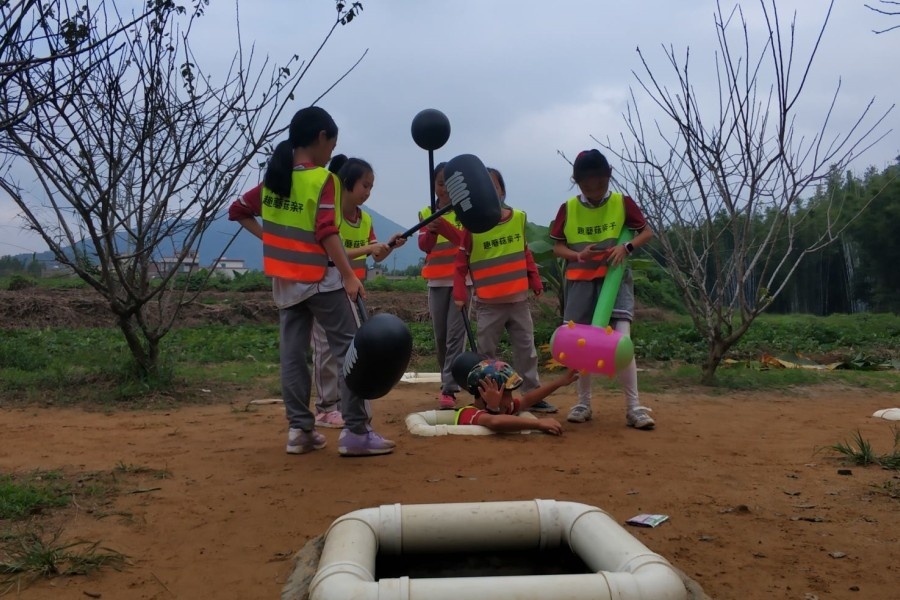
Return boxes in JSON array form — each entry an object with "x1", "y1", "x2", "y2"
[
  {"x1": 470, "y1": 251, "x2": 529, "y2": 299},
  {"x1": 262, "y1": 221, "x2": 329, "y2": 282},
  {"x1": 564, "y1": 241, "x2": 612, "y2": 280},
  {"x1": 468, "y1": 209, "x2": 529, "y2": 300},
  {"x1": 419, "y1": 206, "x2": 462, "y2": 280},
  {"x1": 261, "y1": 168, "x2": 342, "y2": 283},
  {"x1": 562, "y1": 194, "x2": 624, "y2": 281},
  {"x1": 421, "y1": 240, "x2": 457, "y2": 279}
]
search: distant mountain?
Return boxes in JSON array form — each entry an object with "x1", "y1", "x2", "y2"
[
  {"x1": 13, "y1": 207, "x2": 424, "y2": 273},
  {"x1": 200, "y1": 207, "x2": 421, "y2": 272}
]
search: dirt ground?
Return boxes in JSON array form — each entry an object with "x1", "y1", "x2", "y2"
[
  {"x1": 1, "y1": 384, "x2": 899, "y2": 600},
  {"x1": 1, "y1": 287, "x2": 898, "y2": 598}
]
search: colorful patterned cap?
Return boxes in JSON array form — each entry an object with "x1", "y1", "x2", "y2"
[{"x1": 466, "y1": 359, "x2": 524, "y2": 396}]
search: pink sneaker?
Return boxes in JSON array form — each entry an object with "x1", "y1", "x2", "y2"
[
  {"x1": 338, "y1": 430, "x2": 395, "y2": 456},
  {"x1": 438, "y1": 393, "x2": 456, "y2": 410},
  {"x1": 286, "y1": 428, "x2": 326, "y2": 455},
  {"x1": 315, "y1": 410, "x2": 345, "y2": 429}
]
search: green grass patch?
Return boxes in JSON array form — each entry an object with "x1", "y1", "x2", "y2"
[
  {"x1": 1, "y1": 309, "x2": 897, "y2": 405},
  {"x1": 0, "y1": 528, "x2": 127, "y2": 592},
  {"x1": 823, "y1": 426, "x2": 900, "y2": 470},
  {"x1": 364, "y1": 276, "x2": 428, "y2": 292},
  {"x1": 0, "y1": 472, "x2": 71, "y2": 520}
]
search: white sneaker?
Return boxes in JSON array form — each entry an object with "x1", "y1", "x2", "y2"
[
  {"x1": 566, "y1": 404, "x2": 592, "y2": 423},
  {"x1": 626, "y1": 407, "x2": 656, "y2": 430}
]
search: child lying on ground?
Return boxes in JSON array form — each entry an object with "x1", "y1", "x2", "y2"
[{"x1": 455, "y1": 359, "x2": 578, "y2": 434}]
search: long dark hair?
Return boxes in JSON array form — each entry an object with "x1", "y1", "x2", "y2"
[{"x1": 263, "y1": 140, "x2": 294, "y2": 197}]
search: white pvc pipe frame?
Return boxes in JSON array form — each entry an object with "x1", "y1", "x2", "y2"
[
  {"x1": 405, "y1": 409, "x2": 537, "y2": 436},
  {"x1": 309, "y1": 499, "x2": 687, "y2": 600}
]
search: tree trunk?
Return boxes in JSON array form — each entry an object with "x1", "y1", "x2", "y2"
[
  {"x1": 117, "y1": 314, "x2": 160, "y2": 380},
  {"x1": 700, "y1": 337, "x2": 729, "y2": 386}
]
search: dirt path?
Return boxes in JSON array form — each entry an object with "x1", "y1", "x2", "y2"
[{"x1": 1, "y1": 384, "x2": 898, "y2": 599}]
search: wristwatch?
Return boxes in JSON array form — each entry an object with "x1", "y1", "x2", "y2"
[{"x1": 624, "y1": 242, "x2": 635, "y2": 255}]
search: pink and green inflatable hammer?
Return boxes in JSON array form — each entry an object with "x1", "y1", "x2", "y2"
[{"x1": 549, "y1": 229, "x2": 635, "y2": 377}]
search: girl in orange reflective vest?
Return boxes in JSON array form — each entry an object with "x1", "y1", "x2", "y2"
[
  {"x1": 549, "y1": 149, "x2": 656, "y2": 430},
  {"x1": 452, "y1": 167, "x2": 557, "y2": 414},
  {"x1": 228, "y1": 107, "x2": 395, "y2": 457},
  {"x1": 418, "y1": 162, "x2": 471, "y2": 409}
]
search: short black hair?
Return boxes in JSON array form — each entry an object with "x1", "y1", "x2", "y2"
[
  {"x1": 487, "y1": 167, "x2": 506, "y2": 195},
  {"x1": 572, "y1": 149, "x2": 612, "y2": 183}
]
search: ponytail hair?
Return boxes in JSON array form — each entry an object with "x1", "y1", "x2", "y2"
[
  {"x1": 328, "y1": 153, "x2": 349, "y2": 174},
  {"x1": 337, "y1": 157, "x2": 373, "y2": 191},
  {"x1": 263, "y1": 140, "x2": 294, "y2": 197}
]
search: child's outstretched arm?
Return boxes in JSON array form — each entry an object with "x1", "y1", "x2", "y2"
[
  {"x1": 519, "y1": 369, "x2": 579, "y2": 411},
  {"x1": 476, "y1": 413, "x2": 563, "y2": 435}
]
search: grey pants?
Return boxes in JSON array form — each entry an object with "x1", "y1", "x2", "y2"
[
  {"x1": 428, "y1": 286, "x2": 471, "y2": 395},
  {"x1": 474, "y1": 300, "x2": 541, "y2": 394},
  {"x1": 562, "y1": 267, "x2": 635, "y2": 324},
  {"x1": 311, "y1": 319, "x2": 340, "y2": 413},
  {"x1": 279, "y1": 290, "x2": 371, "y2": 433}
]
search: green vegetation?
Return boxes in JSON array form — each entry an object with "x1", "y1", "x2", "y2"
[
  {"x1": 0, "y1": 465, "x2": 170, "y2": 592},
  {"x1": 1, "y1": 528, "x2": 127, "y2": 592},
  {"x1": 0, "y1": 472, "x2": 70, "y2": 520},
  {"x1": 824, "y1": 427, "x2": 900, "y2": 470},
  {"x1": 1, "y1": 305, "x2": 896, "y2": 405},
  {"x1": 365, "y1": 276, "x2": 428, "y2": 292}
]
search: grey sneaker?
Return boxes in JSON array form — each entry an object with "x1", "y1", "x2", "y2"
[
  {"x1": 566, "y1": 404, "x2": 592, "y2": 423},
  {"x1": 626, "y1": 406, "x2": 656, "y2": 430},
  {"x1": 338, "y1": 429, "x2": 395, "y2": 457},
  {"x1": 286, "y1": 428, "x2": 327, "y2": 454}
]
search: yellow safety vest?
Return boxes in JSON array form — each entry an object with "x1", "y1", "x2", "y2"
[
  {"x1": 261, "y1": 168, "x2": 342, "y2": 283},
  {"x1": 468, "y1": 209, "x2": 529, "y2": 301},
  {"x1": 340, "y1": 209, "x2": 373, "y2": 280},
  {"x1": 562, "y1": 194, "x2": 624, "y2": 281}
]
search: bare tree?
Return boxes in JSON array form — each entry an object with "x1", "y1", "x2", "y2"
[
  {"x1": 866, "y1": 0, "x2": 900, "y2": 34},
  {"x1": 0, "y1": 0, "x2": 364, "y2": 378},
  {"x1": 602, "y1": 0, "x2": 893, "y2": 384},
  {"x1": 1, "y1": 0, "x2": 168, "y2": 133}
]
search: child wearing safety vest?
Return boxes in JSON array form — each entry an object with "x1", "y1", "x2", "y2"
[
  {"x1": 418, "y1": 162, "x2": 471, "y2": 409},
  {"x1": 310, "y1": 155, "x2": 406, "y2": 429},
  {"x1": 229, "y1": 107, "x2": 395, "y2": 456},
  {"x1": 452, "y1": 167, "x2": 557, "y2": 413},
  {"x1": 550, "y1": 149, "x2": 656, "y2": 430}
]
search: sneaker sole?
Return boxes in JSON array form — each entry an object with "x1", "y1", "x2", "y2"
[
  {"x1": 338, "y1": 447, "x2": 394, "y2": 457},
  {"x1": 628, "y1": 422, "x2": 655, "y2": 430},
  {"x1": 286, "y1": 442, "x2": 327, "y2": 455}
]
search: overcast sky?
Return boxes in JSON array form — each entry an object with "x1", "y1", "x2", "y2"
[{"x1": 2, "y1": 0, "x2": 899, "y2": 255}]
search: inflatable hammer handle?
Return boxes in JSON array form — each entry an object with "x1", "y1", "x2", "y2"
[
  {"x1": 355, "y1": 294, "x2": 369, "y2": 324},
  {"x1": 591, "y1": 228, "x2": 634, "y2": 328},
  {"x1": 461, "y1": 306, "x2": 478, "y2": 353},
  {"x1": 388, "y1": 202, "x2": 453, "y2": 248}
]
